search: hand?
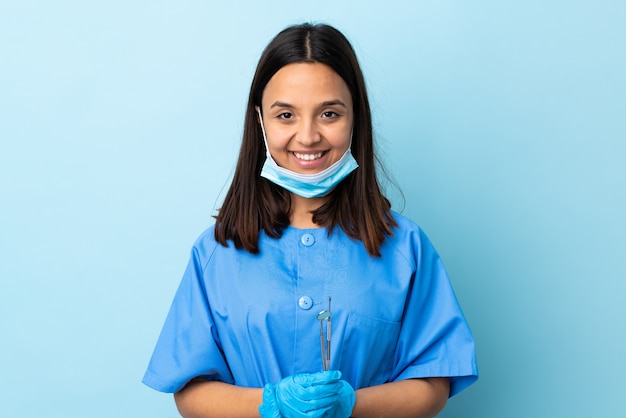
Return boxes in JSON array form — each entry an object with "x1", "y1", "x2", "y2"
[
  {"x1": 320, "y1": 376, "x2": 354, "y2": 418},
  {"x1": 259, "y1": 371, "x2": 355, "y2": 418}
]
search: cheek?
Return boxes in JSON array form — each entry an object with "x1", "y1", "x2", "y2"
[
  {"x1": 327, "y1": 128, "x2": 352, "y2": 150},
  {"x1": 264, "y1": 125, "x2": 288, "y2": 145},
  {"x1": 265, "y1": 133, "x2": 293, "y2": 157},
  {"x1": 266, "y1": 133, "x2": 289, "y2": 150}
]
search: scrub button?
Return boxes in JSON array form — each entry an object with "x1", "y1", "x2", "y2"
[
  {"x1": 301, "y1": 233, "x2": 315, "y2": 246},
  {"x1": 298, "y1": 296, "x2": 313, "y2": 310}
]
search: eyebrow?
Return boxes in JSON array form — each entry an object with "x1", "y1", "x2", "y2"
[
  {"x1": 321, "y1": 100, "x2": 347, "y2": 108},
  {"x1": 269, "y1": 100, "x2": 348, "y2": 109}
]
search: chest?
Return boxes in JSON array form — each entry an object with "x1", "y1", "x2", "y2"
[{"x1": 204, "y1": 229, "x2": 413, "y2": 331}]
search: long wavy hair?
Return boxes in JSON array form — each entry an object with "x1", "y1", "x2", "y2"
[{"x1": 214, "y1": 23, "x2": 396, "y2": 257}]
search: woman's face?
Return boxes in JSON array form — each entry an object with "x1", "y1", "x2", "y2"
[{"x1": 259, "y1": 62, "x2": 354, "y2": 174}]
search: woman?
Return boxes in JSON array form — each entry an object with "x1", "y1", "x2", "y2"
[{"x1": 143, "y1": 23, "x2": 478, "y2": 418}]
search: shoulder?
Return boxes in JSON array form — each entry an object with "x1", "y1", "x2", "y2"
[
  {"x1": 384, "y1": 211, "x2": 441, "y2": 266},
  {"x1": 189, "y1": 223, "x2": 263, "y2": 266},
  {"x1": 188, "y1": 224, "x2": 221, "y2": 264},
  {"x1": 388, "y1": 211, "x2": 428, "y2": 243}
]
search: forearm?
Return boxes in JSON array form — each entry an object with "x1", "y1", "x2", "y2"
[
  {"x1": 174, "y1": 377, "x2": 449, "y2": 418},
  {"x1": 174, "y1": 380, "x2": 263, "y2": 418},
  {"x1": 351, "y1": 378, "x2": 450, "y2": 418}
]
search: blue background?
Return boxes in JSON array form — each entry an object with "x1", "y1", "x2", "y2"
[{"x1": 1, "y1": 1, "x2": 624, "y2": 417}]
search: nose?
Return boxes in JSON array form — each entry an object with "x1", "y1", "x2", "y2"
[{"x1": 296, "y1": 119, "x2": 321, "y2": 146}]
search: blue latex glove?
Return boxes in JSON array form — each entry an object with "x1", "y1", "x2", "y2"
[
  {"x1": 319, "y1": 376, "x2": 355, "y2": 418},
  {"x1": 259, "y1": 371, "x2": 355, "y2": 418}
]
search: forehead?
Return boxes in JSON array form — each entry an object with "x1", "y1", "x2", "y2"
[{"x1": 262, "y1": 62, "x2": 352, "y2": 107}]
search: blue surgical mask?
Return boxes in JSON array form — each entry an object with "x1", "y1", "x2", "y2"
[{"x1": 257, "y1": 109, "x2": 358, "y2": 199}]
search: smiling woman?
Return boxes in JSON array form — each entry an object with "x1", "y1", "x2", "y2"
[
  {"x1": 142, "y1": 22, "x2": 478, "y2": 418},
  {"x1": 255, "y1": 63, "x2": 359, "y2": 224},
  {"x1": 259, "y1": 62, "x2": 354, "y2": 174}
]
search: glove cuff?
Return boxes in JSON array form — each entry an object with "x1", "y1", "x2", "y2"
[{"x1": 258, "y1": 383, "x2": 282, "y2": 418}]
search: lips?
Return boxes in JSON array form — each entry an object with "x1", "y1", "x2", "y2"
[{"x1": 292, "y1": 151, "x2": 325, "y2": 161}]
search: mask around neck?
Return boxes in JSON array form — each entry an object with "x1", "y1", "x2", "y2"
[{"x1": 256, "y1": 108, "x2": 358, "y2": 198}]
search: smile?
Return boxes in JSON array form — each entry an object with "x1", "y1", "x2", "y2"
[{"x1": 293, "y1": 151, "x2": 324, "y2": 161}]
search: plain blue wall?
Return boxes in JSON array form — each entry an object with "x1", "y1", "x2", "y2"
[{"x1": 1, "y1": 1, "x2": 624, "y2": 417}]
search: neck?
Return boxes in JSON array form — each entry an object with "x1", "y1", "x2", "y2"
[{"x1": 289, "y1": 193, "x2": 327, "y2": 229}]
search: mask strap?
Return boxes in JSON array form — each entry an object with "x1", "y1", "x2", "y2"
[{"x1": 256, "y1": 107, "x2": 272, "y2": 158}]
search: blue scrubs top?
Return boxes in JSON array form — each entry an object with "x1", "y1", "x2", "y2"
[{"x1": 143, "y1": 212, "x2": 478, "y2": 396}]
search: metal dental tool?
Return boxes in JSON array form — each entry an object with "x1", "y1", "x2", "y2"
[{"x1": 316, "y1": 297, "x2": 332, "y2": 371}]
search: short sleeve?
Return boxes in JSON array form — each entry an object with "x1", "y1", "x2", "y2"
[
  {"x1": 391, "y1": 228, "x2": 478, "y2": 397},
  {"x1": 142, "y1": 241, "x2": 233, "y2": 393}
]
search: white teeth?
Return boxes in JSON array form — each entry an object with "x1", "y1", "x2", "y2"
[{"x1": 294, "y1": 152, "x2": 323, "y2": 161}]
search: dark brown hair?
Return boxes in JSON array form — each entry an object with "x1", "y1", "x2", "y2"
[{"x1": 214, "y1": 23, "x2": 397, "y2": 256}]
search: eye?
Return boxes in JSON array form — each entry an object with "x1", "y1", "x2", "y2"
[
  {"x1": 277, "y1": 112, "x2": 294, "y2": 119},
  {"x1": 322, "y1": 111, "x2": 339, "y2": 118}
]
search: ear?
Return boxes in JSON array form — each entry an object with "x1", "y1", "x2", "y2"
[{"x1": 255, "y1": 106, "x2": 262, "y2": 124}]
